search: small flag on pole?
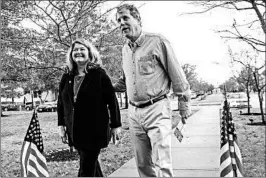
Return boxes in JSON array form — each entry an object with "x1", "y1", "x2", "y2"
[
  {"x1": 228, "y1": 113, "x2": 244, "y2": 177},
  {"x1": 173, "y1": 118, "x2": 186, "y2": 142},
  {"x1": 220, "y1": 114, "x2": 234, "y2": 177},
  {"x1": 220, "y1": 100, "x2": 244, "y2": 177},
  {"x1": 20, "y1": 110, "x2": 49, "y2": 177}
]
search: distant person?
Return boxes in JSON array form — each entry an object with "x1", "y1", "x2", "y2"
[
  {"x1": 114, "y1": 4, "x2": 191, "y2": 177},
  {"x1": 57, "y1": 38, "x2": 122, "y2": 177}
]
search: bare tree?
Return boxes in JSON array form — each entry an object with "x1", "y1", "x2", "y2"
[
  {"x1": 235, "y1": 67, "x2": 254, "y2": 114},
  {"x1": 181, "y1": 63, "x2": 198, "y2": 90},
  {"x1": 229, "y1": 48, "x2": 265, "y2": 123},
  {"x1": 1, "y1": 0, "x2": 126, "y2": 98},
  {"x1": 181, "y1": 0, "x2": 265, "y2": 53}
]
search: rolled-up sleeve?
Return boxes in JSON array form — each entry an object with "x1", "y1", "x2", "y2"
[{"x1": 159, "y1": 38, "x2": 191, "y2": 116}]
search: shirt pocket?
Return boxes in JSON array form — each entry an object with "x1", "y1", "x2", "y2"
[{"x1": 138, "y1": 55, "x2": 156, "y2": 75}]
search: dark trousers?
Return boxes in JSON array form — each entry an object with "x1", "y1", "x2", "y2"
[{"x1": 77, "y1": 148, "x2": 103, "y2": 177}]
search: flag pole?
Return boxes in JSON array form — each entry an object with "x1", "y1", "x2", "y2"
[
  {"x1": 220, "y1": 100, "x2": 234, "y2": 177},
  {"x1": 20, "y1": 108, "x2": 49, "y2": 177}
]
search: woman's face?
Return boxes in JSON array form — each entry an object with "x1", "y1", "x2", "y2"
[{"x1": 72, "y1": 43, "x2": 90, "y2": 66}]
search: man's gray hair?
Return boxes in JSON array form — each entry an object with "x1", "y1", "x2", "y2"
[{"x1": 116, "y1": 3, "x2": 142, "y2": 26}]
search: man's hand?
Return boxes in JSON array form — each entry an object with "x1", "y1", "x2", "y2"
[
  {"x1": 180, "y1": 109, "x2": 191, "y2": 118},
  {"x1": 181, "y1": 117, "x2": 186, "y2": 124},
  {"x1": 179, "y1": 97, "x2": 191, "y2": 117},
  {"x1": 59, "y1": 126, "x2": 68, "y2": 144},
  {"x1": 172, "y1": 113, "x2": 180, "y2": 129},
  {"x1": 110, "y1": 127, "x2": 122, "y2": 144},
  {"x1": 180, "y1": 109, "x2": 191, "y2": 123},
  {"x1": 178, "y1": 95, "x2": 191, "y2": 121}
]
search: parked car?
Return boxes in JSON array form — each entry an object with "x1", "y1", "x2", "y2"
[
  {"x1": 25, "y1": 101, "x2": 41, "y2": 111},
  {"x1": 191, "y1": 92, "x2": 197, "y2": 99},
  {"x1": 36, "y1": 101, "x2": 57, "y2": 112},
  {"x1": 227, "y1": 92, "x2": 252, "y2": 108},
  {"x1": 196, "y1": 91, "x2": 205, "y2": 97},
  {"x1": 1, "y1": 101, "x2": 19, "y2": 111}
]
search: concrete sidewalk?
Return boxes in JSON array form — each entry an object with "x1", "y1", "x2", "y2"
[{"x1": 109, "y1": 105, "x2": 221, "y2": 177}]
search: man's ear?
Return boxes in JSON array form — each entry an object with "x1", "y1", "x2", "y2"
[{"x1": 136, "y1": 15, "x2": 142, "y2": 26}]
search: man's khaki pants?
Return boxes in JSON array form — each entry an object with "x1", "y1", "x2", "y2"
[{"x1": 128, "y1": 98, "x2": 174, "y2": 177}]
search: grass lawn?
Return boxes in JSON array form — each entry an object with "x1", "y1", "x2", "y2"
[
  {"x1": 1, "y1": 106, "x2": 264, "y2": 177},
  {"x1": 1, "y1": 108, "x2": 197, "y2": 177},
  {"x1": 230, "y1": 108, "x2": 266, "y2": 177}
]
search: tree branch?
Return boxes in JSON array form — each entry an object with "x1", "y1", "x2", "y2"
[
  {"x1": 28, "y1": 66, "x2": 64, "y2": 71},
  {"x1": 70, "y1": 2, "x2": 123, "y2": 38},
  {"x1": 32, "y1": 1, "x2": 70, "y2": 47},
  {"x1": 215, "y1": 21, "x2": 266, "y2": 52},
  {"x1": 48, "y1": 0, "x2": 73, "y2": 42},
  {"x1": 34, "y1": 1, "x2": 59, "y2": 27},
  {"x1": 250, "y1": 0, "x2": 266, "y2": 34},
  {"x1": 70, "y1": 1, "x2": 101, "y2": 33},
  {"x1": 230, "y1": 2, "x2": 254, "y2": 10},
  {"x1": 179, "y1": 1, "x2": 236, "y2": 16}
]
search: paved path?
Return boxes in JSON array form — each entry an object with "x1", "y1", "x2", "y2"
[{"x1": 109, "y1": 94, "x2": 223, "y2": 177}]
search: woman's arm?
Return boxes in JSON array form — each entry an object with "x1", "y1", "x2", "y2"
[
  {"x1": 57, "y1": 74, "x2": 69, "y2": 144},
  {"x1": 101, "y1": 69, "x2": 122, "y2": 128},
  {"x1": 57, "y1": 74, "x2": 67, "y2": 126}
]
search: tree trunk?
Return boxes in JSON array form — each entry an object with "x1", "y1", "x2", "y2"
[
  {"x1": 258, "y1": 93, "x2": 265, "y2": 124},
  {"x1": 247, "y1": 92, "x2": 251, "y2": 114},
  {"x1": 250, "y1": 0, "x2": 266, "y2": 34},
  {"x1": 253, "y1": 71, "x2": 265, "y2": 124},
  {"x1": 246, "y1": 83, "x2": 251, "y2": 114},
  {"x1": 43, "y1": 91, "x2": 49, "y2": 103},
  {"x1": 118, "y1": 93, "x2": 122, "y2": 107},
  {"x1": 125, "y1": 92, "x2": 128, "y2": 109},
  {"x1": 31, "y1": 90, "x2": 35, "y2": 109},
  {"x1": 54, "y1": 89, "x2": 59, "y2": 101},
  {"x1": 39, "y1": 95, "x2": 43, "y2": 104}
]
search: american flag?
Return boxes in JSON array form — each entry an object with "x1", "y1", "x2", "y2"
[
  {"x1": 220, "y1": 101, "x2": 244, "y2": 177},
  {"x1": 20, "y1": 110, "x2": 49, "y2": 177},
  {"x1": 228, "y1": 113, "x2": 244, "y2": 177},
  {"x1": 220, "y1": 114, "x2": 233, "y2": 177}
]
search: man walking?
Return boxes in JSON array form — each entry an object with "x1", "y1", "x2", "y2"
[{"x1": 114, "y1": 4, "x2": 191, "y2": 177}]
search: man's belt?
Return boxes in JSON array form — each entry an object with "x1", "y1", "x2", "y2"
[{"x1": 129, "y1": 95, "x2": 167, "y2": 108}]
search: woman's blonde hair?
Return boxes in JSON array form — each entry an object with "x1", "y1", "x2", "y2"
[{"x1": 66, "y1": 38, "x2": 102, "y2": 73}]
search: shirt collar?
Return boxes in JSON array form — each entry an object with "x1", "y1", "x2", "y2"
[{"x1": 127, "y1": 31, "x2": 145, "y2": 48}]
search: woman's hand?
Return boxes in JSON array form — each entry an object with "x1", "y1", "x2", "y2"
[
  {"x1": 110, "y1": 127, "x2": 121, "y2": 145},
  {"x1": 59, "y1": 126, "x2": 68, "y2": 144}
]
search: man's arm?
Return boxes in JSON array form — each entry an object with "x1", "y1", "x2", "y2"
[{"x1": 159, "y1": 38, "x2": 191, "y2": 119}]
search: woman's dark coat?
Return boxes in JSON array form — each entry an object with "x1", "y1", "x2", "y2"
[{"x1": 57, "y1": 66, "x2": 121, "y2": 149}]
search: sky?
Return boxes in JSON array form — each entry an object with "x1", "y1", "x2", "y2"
[
  {"x1": 107, "y1": 1, "x2": 246, "y2": 87},
  {"x1": 22, "y1": 1, "x2": 263, "y2": 87},
  {"x1": 140, "y1": 1, "x2": 250, "y2": 87}
]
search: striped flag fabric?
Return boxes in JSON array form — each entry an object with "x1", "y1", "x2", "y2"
[
  {"x1": 228, "y1": 113, "x2": 244, "y2": 177},
  {"x1": 220, "y1": 100, "x2": 244, "y2": 177},
  {"x1": 220, "y1": 113, "x2": 234, "y2": 177},
  {"x1": 20, "y1": 110, "x2": 49, "y2": 177}
]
